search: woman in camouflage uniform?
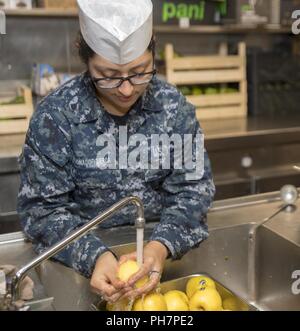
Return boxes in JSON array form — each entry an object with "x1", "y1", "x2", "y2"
[{"x1": 17, "y1": 0, "x2": 215, "y2": 304}]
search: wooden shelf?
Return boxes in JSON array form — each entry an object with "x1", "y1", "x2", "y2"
[
  {"x1": 165, "y1": 42, "x2": 248, "y2": 121},
  {"x1": 3, "y1": 9, "x2": 293, "y2": 34},
  {"x1": 3, "y1": 8, "x2": 78, "y2": 17},
  {"x1": 154, "y1": 25, "x2": 292, "y2": 34},
  {"x1": 0, "y1": 85, "x2": 34, "y2": 135}
]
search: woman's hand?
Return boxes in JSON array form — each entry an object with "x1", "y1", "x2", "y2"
[
  {"x1": 90, "y1": 251, "x2": 132, "y2": 303},
  {"x1": 118, "y1": 241, "x2": 169, "y2": 300}
]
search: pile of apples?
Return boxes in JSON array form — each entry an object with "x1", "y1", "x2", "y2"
[{"x1": 106, "y1": 260, "x2": 241, "y2": 311}]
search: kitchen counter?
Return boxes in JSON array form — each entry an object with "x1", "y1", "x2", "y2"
[
  {"x1": 200, "y1": 115, "x2": 300, "y2": 199},
  {"x1": 202, "y1": 115, "x2": 300, "y2": 139},
  {"x1": 201, "y1": 115, "x2": 300, "y2": 151}
]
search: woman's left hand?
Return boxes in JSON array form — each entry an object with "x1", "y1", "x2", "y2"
[{"x1": 118, "y1": 241, "x2": 169, "y2": 300}]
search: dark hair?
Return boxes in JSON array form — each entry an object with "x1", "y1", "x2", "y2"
[{"x1": 76, "y1": 32, "x2": 156, "y2": 65}]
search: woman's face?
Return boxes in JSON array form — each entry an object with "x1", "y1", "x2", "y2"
[{"x1": 88, "y1": 50, "x2": 154, "y2": 114}]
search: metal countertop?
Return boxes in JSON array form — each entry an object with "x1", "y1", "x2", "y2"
[{"x1": 1, "y1": 115, "x2": 300, "y2": 161}]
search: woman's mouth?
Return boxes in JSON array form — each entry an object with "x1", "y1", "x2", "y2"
[{"x1": 118, "y1": 95, "x2": 134, "y2": 103}]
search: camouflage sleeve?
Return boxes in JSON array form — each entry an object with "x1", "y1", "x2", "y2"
[
  {"x1": 17, "y1": 109, "x2": 110, "y2": 278},
  {"x1": 150, "y1": 96, "x2": 216, "y2": 260}
]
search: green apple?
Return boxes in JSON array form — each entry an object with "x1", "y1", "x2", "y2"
[
  {"x1": 204, "y1": 87, "x2": 218, "y2": 95},
  {"x1": 189, "y1": 288, "x2": 223, "y2": 311},
  {"x1": 220, "y1": 86, "x2": 237, "y2": 94},
  {"x1": 179, "y1": 86, "x2": 192, "y2": 96},
  {"x1": 192, "y1": 86, "x2": 203, "y2": 96},
  {"x1": 164, "y1": 290, "x2": 189, "y2": 311}
]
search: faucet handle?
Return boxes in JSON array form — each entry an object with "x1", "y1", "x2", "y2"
[{"x1": 280, "y1": 185, "x2": 298, "y2": 206}]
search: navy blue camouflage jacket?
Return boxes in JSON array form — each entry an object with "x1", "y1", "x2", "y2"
[{"x1": 17, "y1": 72, "x2": 215, "y2": 278}]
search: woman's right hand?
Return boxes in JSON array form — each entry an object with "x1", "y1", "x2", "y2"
[{"x1": 90, "y1": 251, "x2": 132, "y2": 303}]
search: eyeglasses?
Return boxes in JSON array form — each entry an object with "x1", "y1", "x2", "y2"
[{"x1": 92, "y1": 69, "x2": 157, "y2": 89}]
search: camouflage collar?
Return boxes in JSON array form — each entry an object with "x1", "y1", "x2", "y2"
[
  {"x1": 141, "y1": 76, "x2": 163, "y2": 112},
  {"x1": 72, "y1": 72, "x2": 104, "y2": 124},
  {"x1": 72, "y1": 72, "x2": 162, "y2": 127},
  {"x1": 95, "y1": 94, "x2": 150, "y2": 134}
]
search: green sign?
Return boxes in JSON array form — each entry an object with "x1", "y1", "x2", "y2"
[
  {"x1": 162, "y1": 1, "x2": 205, "y2": 22},
  {"x1": 153, "y1": 0, "x2": 228, "y2": 25}
]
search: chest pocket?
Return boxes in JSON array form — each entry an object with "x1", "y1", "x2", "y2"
[{"x1": 74, "y1": 164, "x2": 122, "y2": 190}]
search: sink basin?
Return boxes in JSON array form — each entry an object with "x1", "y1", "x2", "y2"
[
  {"x1": 254, "y1": 226, "x2": 300, "y2": 311},
  {"x1": 1, "y1": 190, "x2": 299, "y2": 311},
  {"x1": 93, "y1": 273, "x2": 255, "y2": 311},
  {"x1": 35, "y1": 222, "x2": 300, "y2": 311}
]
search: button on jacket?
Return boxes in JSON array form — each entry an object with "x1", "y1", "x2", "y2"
[{"x1": 17, "y1": 73, "x2": 216, "y2": 278}]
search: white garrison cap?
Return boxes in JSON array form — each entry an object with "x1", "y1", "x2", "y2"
[{"x1": 77, "y1": 0, "x2": 153, "y2": 65}]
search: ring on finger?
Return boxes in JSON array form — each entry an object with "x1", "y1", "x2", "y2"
[{"x1": 149, "y1": 270, "x2": 161, "y2": 277}]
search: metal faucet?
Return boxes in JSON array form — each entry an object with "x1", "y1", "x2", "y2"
[
  {"x1": 248, "y1": 185, "x2": 298, "y2": 304},
  {"x1": 10, "y1": 196, "x2": 145, "y2": 303}
]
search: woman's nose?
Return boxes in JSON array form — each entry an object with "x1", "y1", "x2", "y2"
[{"x1": 118, "y1": 80, "x2": 134, "y2": 97}]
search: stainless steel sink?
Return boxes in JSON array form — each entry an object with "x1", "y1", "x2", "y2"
[
  {"x1": 35, "y1": 222, "x2": 300, "y2": 311},
  {"x1": 254, "y1": 226, "x2": 300, "y2": 311},
  {"x1": 1, "y1": 190, "x2": 299, "y2": 311}
]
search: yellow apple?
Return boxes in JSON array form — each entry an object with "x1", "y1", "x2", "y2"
[
  {"x1": 106, "y1": 298, "x2": 131, "y2": 311},
  {"x1": 164, "y1": 290, "x2": 189, "y2": 311},
  {"x1": 186, "y1": 276, "x2": 216, "y2": 299},
  {"x1": 222, "y1": 295, "x2": 248, "y2": 311},
  {"x1": 216, "y1": 285, "x2": 233, "y2": 300},
  {"x1": 117, "y1": 260, "x2": 149, "y2": 288},
  {"x1": 132, "y1": 297, "x2": 144, "y2": 311},
  {"x1": 132, "y1": 293, "x2": 167, "y2": 311},
  {"x1": 189, "y1": 288, "x2": 223, "y2": 311}
]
